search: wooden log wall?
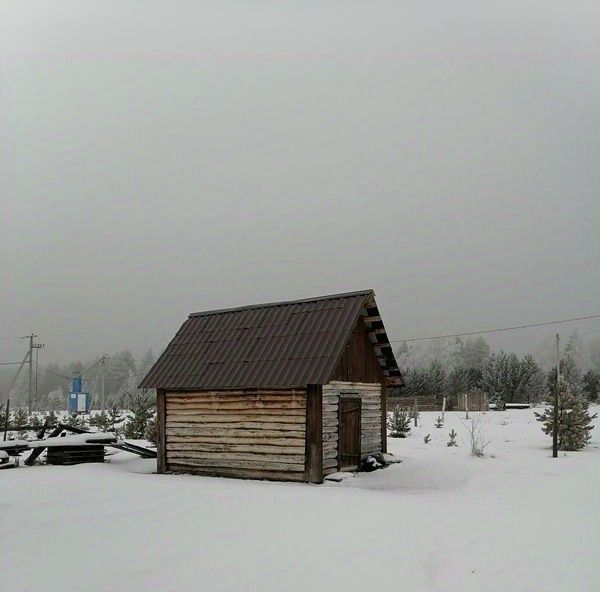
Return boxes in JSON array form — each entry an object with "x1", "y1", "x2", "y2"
[
  {"x1": 165, "y1": 390, "x2": 307, "y2": 481},
  {"x1": 321, "y1": 381, "x2": 383, "y2": 476}
]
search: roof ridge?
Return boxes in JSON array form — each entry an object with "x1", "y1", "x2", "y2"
[{"x1": 188, "y1": 289, "x2": 374, "y2": 318}]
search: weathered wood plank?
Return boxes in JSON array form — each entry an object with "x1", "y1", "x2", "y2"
[
  {"x1": 361, "y1": 419, "x2": 383, "y2": 427},
  {"x1": 169, "y1": 435, "x2": 305, "y2": 447},
  {"x1": 166, "y1": 421, "x2": 305, "y2": 431},
  {"x1": 166, "y1": 451, "x2": 306, "y2": 463},
  {"x1": 361, "y1": 442, "x2": 382, "y2": 450},
  {"x1": 305, "y1": 384, "x2": 323, "y2": 484},
  {"x1": 166, "y1": 414, "x2": 306, "y2": 424},
  {"x1": 157, "y1": 388, "x2": 166, "y2": 474},
  {"x1": 168, "y1": 464, "x2": 307, "y2": 482},
  {"x1": 166, "y1": 457, "x2": 305, "y2": 472},
  {"x1": 167, "y1": 408, "x2": 306, "y2": 417},
  {"x1": 326, "y1": 381, "x2": 382, "y2": 390},
  {"x1": 166, "y1": 442, "x2": 305, "y2": 454},
  {"x1": 381, "y1": 387, "x2": 387, "y2": 454},
  {"x1": 167, "y1": 391, "x2": 305, "y2": 399},
  {"x1": 166, "y1": 400, "x2": 306, "y2": 411},
  {"x1": 165, "y1": 427, "x2": 306, "y2": 438},
  {"x1": 167, "y1": 436, "x2": 306, "y2": 446}
]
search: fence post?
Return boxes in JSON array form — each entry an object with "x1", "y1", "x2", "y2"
[
  {"x1": 413, "y1": 398, "x2": 418, "y2": 427},
  {"x1": 442, "y1": 396, "x2": 446, "y2": 422},
  {"x1": 464, "y1": 393, "x2": 469, "y2": 419}
]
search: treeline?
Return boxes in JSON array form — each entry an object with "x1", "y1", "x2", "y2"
[
  {"x1": 1, "y1": 391, "x2": 157, "y2": 443},
  {"x1": 398, "y1": 334, "x2": 600, "y2": 405},
  {"x1": 1, "y1": 349, "x2": 156, "y2": 412}
]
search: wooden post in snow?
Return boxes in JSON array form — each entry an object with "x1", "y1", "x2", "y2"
[
  {"x1": 464, "y1": 393, "x2": 469, "y2": 419},
  {"x1": 413, "y1": 397, "x2": 418, "y2": 427},
  {"x1": 553, "y1": 334, "x2": 560, "y2": 458},
  {"x1": 442, "y1": 396, "x2": 446, "y2": 422},
  {"x1": 3, "y1": 398, "x2": 9, "y2": 441}
]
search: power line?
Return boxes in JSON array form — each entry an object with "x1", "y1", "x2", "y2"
[
  {"x1": 32, "y1": 362, "x2": 71, "y2": 381},
  {"x1": 81, "y1": 358, "x2": 102, "y2": 375},
  {"x1": 0, "y1": 362, "x2": 23, "y2": 366},
  {"x1": 392, "y1": 313, "x2": 600, "y2": 343}
]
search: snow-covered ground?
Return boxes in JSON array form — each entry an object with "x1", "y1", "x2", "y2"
[{"x1": 2, "y1": 408, "x2": 598, "y2": 592}]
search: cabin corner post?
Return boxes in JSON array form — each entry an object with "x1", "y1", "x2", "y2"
[
  {"x1": 156, "y1": 388, "x2": 167, "y2": 473},
  {"x1": 381, "y1": 385, "x2": 387, "y2": 454},
  {"x1": 305, "y1": 384, "x2": 323, "y2": 483}
]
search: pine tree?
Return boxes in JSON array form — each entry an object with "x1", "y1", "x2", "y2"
[
  {"x1": 12, "y1": 408, "x2": 29, "y2": 437},
  {"x1": 582, "y1": 370, "x2": 599, "y2": 402},
  {"x1": 63, "y1": 411, "x2": 88, "y2": 430},
  {"x1": 387, "y1": 406, "x2": 411, "y2": 438},
  {"x1": 456, "y1": 337, "x2": 491, "y2": 370},
  {"x1": 517, "y1": 354, "x2": 546, "y2": 404},
  {"x1": 145, "y1": 415, "x2": 157, "y2": 445},
  {"x1": 44, "y1": 410, "x2": 59, "y2": 427},
  {"x1": 29, "y1": 412, "x2": 43, "y2": 429},
  {"x1": 124, "y1": 391, "x2": 155, "y2": 439},
  {"x1": 547, "y1": 355, "x2": 583, "y2": 396},
  {"x1": 535, "y1": 384, "x2": 597, "y2": 451},
  {"x1": 89, "y1": 410, "x2": 111, "y2": 432},
  {"x1": 107, "y1": 404, "x2": 125, "y2": 436},
  {"x1": 447, "y1": 429, "x2": 458, "y2": 447}
]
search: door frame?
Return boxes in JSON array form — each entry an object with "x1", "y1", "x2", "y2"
[{"x1": 337, "y1": 393, "x2": 362, "y2": 471}]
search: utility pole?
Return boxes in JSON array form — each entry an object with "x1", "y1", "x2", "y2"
[
  {"x1": 22, "y1": 334, "x2": 37, "y2": 413},
  {"x1": 32, "y1": 341, "x2": 45, "y2": 411},
  {"x1": 553, "y1": 333, "x2": 560, "y2": 458},
  {"x1": 100, "y1": 356, "x2": 106, "y2": 410},
  {"x1": 1, "y1": 349, "x2": 30, "y2": 406}
]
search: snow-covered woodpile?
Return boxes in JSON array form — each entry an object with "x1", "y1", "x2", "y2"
[{"x1": 164, "y1": 390, "x2": 307, "y2": 481}]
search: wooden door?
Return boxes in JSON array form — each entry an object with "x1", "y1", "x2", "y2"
[{"x1": 338, "y1": 396, "x2": 361, "y2": 470}]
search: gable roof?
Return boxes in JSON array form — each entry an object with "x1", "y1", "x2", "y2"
[{"x1": 139, "y1": 290, "x2": 402, "y2": 390}]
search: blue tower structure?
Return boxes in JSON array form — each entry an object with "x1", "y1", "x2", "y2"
[{"x1": 69, "y1": 370, "x2": 91, "y2": 414}]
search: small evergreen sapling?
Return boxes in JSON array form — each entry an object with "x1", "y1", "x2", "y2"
[
  {"x1": 44, "y1": 410, "x2": 58, "y2": 427},
  {"x1": 107, "y1": 404, "x2": 125, "y2": 436},
  {"x1": 424, "y1": 434, "x2": 431, "y2": 444},
  {"x1": 434, "y1": 416, "x2": 444, "y2": 428},
  {"x1": 12, "y1": 408, "x2": 29, "y2": 437},
  {"x1": 387, "y1": 406, "x2": 411, "y2": 438},
  {"x1": 89, "y1": 410, "x2": 111, "y2": 433},
  {"x1": 29, "y1": 412, "x2": 43, "y2": 429},
  {"x1": 63, "y1": 411, "x2": 88, "y2": 430},
  {"x1": 145, "y1": 415, "x2": 157, "y2": 445},
  {"x1": 124, "y1": 391, "x2": 155, "y2": 439},
  {"x1": 447, "y1": 429, "x2": 458, "y2": 447}
]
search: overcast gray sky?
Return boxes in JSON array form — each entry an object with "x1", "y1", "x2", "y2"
[{"x1": 1, "y1": 0, "x2": 599, "y2": 365}]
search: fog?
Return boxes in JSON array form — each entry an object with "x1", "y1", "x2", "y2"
[{"x1": 1, "y1": 0, "x2": 599, "y2": 365}]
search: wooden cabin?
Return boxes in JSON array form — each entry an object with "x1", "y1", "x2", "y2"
[{"x1": 140, "y1": 290, "x2": 403, "y2": 483}]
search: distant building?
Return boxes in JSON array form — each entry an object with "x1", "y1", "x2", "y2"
[{"x1": 140, "y1": 290, "x2": 403, "y2": 483}]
